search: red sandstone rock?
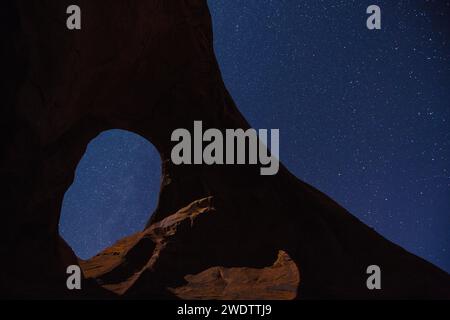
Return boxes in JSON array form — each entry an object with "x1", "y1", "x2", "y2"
[{"x1": 1, "y1": 0, "x2": 449, "y2": 299}]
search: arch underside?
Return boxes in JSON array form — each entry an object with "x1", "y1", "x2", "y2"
[{"x1": 1, "y1": 0, "x2": 449, "y2": 299}]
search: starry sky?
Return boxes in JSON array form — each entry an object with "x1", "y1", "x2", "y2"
[
  {"x1": 59, "y1": 130, "x2": 161, "y2": 259},
  {"x1": 60, "y1": 0, "x2": 450, "y2": 272}
]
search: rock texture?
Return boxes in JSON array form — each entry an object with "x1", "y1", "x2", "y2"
[
  {"x1": 169, "y1": 250, "x2": 299, "y2": 300},
  {"x1": 1, "y1": 0, "x2": 449, "y2": 299},
  {"x1": 80, "y1": 198, "x2": 300, "y2": 300}
]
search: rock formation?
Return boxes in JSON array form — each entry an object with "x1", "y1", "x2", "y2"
[{"x1": 1, "y1": 0, "x2": 449, "y2": 299}]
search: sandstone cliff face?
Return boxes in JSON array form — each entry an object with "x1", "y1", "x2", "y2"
[
  {"x1": 1, "y1": 0, "x2": 449, "y2": 299},
  {"x1": 80, "y1": 198, "x2": 300, "y2": 300}
]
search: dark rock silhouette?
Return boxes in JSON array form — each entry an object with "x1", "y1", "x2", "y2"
[{"x1": 1, "y1": 0, "x2": 449, "y2": 299}]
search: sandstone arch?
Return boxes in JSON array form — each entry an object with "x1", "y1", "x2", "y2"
[{"x1": 1, "y1": 0, "x2": 449, "y2": 299}]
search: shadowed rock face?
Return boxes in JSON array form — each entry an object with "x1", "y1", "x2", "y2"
[{"x1": 1, "y1": 0, "x2": 449, "y2": 299}]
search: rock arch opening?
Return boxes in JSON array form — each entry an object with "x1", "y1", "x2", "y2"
[{"x1": 59, "y1": 129, "x2": 161, "y2": 260}]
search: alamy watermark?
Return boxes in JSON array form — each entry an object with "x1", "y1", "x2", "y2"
[
  {"x1": 366, "y1": 265, "x2": 382, "y2": 290},
  {"x1": 65, "y1": 4, "x2": 381, "y2": 32},
  {"x1": 171, "y1": 121, "x2": 279, "y2": 176}
]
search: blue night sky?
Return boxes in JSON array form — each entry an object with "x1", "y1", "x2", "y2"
[{"x1": 60, "y1": 0, "x2": 450, "y2": 273}]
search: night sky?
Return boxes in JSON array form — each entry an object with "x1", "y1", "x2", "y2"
[
  {"x1": 59, "y1": 130, "x2": 161, "y2": 259},
  {"x1": 60, "y1": 0, "x2": 450, "y2": 272}
]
